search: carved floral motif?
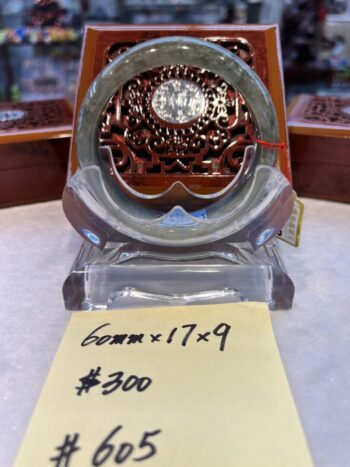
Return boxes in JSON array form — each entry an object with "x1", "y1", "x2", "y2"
[
  {"x1": 99, "y1": 65, "x2": 253, "y2": 177},
  {"x1": 98, "y1": 38, "x2": 257, "y2": 195}
]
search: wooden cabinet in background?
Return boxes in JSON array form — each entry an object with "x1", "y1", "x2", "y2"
[
  {"x1": 0, "y1": 99, "x2": 72, "y2": 208},
  {"x1": 288, "y1": 94, "x2": 350, "y2": 203}
]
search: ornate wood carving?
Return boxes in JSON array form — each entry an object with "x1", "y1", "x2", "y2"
[
  {"x1": 105, "y1": 37, "x2": 256, "y2": 71},
  {"x1": 99, "y1": 39, "x2": 256, "y2": 196},
  {"x1": 302, "y1": 95, "x2": 350, "y2": 125},
  {"x1": 0, "y1": 100, "x2": 72, "y2": 132}
]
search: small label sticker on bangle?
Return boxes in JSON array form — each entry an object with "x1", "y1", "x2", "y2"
[{"x1": 277, "y1": 194, "x2": 304, "y2": 247}]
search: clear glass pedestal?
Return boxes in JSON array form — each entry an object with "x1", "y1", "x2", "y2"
[{"x1": 63, "y1": 239, "x2": 294, "y2": 311}]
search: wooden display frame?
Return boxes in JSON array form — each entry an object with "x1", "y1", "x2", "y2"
[{"x1": 69, "y1": 24, "x2": 292, "y2": 182}]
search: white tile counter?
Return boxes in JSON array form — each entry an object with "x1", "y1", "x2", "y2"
[{"x1": 0, "y1": 198, "x2": 349, "y2": 466}]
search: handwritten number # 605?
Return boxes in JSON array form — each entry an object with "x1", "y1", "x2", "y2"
[{"x1": 92, "y1": 426, "x2": 161, "y2": 465}]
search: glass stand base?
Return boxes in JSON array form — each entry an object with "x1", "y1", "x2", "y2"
[{"x1": 63, "y1": 240, "x2": 294, "y2": 311}]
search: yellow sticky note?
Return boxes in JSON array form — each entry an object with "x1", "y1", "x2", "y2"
[{"x1": 15, "y1": 303, "x2": 313, "y2": 467}]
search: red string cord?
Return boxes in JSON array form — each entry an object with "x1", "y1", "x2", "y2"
[{"x1": 251, "y1": 135, "x2": 286, "y2": 151}]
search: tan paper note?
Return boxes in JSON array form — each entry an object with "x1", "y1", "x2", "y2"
[{"x1": 15, "y1": 302, "x2": 313, "y2": 467}]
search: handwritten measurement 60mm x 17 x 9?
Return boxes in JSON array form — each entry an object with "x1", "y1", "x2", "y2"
[{"x1": 81, "y1": 322, "x2": 231, "y2": 352}]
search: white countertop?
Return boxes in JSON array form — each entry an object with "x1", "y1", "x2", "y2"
[{"x1": 1, "y1": 198, "x2": 350, "y2": 466}]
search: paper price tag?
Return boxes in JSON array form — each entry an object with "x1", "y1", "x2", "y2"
[{"x1": 15, "y1": 303, "x2": 313, "y2": 467}]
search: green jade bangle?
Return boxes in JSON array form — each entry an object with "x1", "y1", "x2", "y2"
[{"x1": 64, "y1": 36, "x2": 293, "y2": 248}]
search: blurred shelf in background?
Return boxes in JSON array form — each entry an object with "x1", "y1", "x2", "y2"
[{"x1": 0, "y1": 0, "x2": 349, "y2": 105}]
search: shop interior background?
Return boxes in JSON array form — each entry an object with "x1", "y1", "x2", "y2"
[{"x1": 0, "y1": 0, "x2": 349, "y2": 106}]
